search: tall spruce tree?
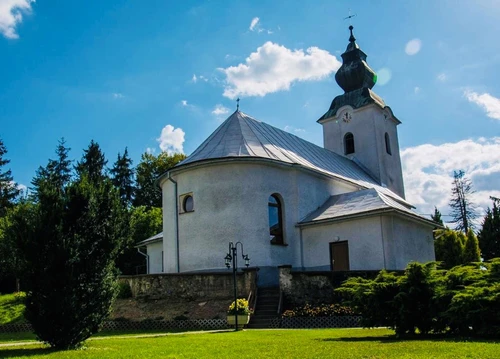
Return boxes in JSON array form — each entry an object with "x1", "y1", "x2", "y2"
[
  {"x1": 75, "y1": 140, "x2": 108, "y2": 183},
  {"x1": 10, "y1": 164, "x2": 128, "y2": 349},
  {"x1": 0, "y1": 138, "x2": 20, "y2": 216},
  {"x1": 31, "y1": 138, "x2": 72, "y2": 201},
  {"x1": 110, "y1": 148, "x2": 134, "y2": 206},
  {"x1": 134, "y1": 152, "x2": 186, "y2": 208},
  {"x1": 478, "y1": 197, "x2": 500, "y2": 260},
  {"x1": 449, "y1": 170, "x2": 477, "y2": 233}
]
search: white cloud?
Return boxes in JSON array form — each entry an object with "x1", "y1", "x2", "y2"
[
  {"x1": 284, "y1": 125, "x2": 306, "y2": 134},
  {"x1": 401, "y1": 137, "x2": 500, "y2": 224},
  {"x1": 157, "y1": 125, "x2": 185, "y2": 154},
  {"x1": 112, "y1": 93, "x2": 124, "y2": 99},
  {"x1": 0, "y1": 0, "x2": 34, "y2": 39},
  {"x1": 181, "y1": 100, "x2": 188, "y2": 106},
  {"x1": 464, "y1": 90, "x2": 500, "y2": 120},
  {"x1": 220, "y1": 42, "x2": 341, "y2": 99},
  {"x1": 249, "y1": 17, "x2": 260, "y2": 31},
  {"x1": 405, "y1": 38, "x2": 422, "y2": 55},
  {"x1": 212, "y1": 104, "x2": 230, "y2": 116},
  {"x1": 146, "y1": 147, "x2": 156, "y2": 154},
  {"x1": 437, "y1": 73, "x2": 446, "y2": 82},
  {"x1": 191, "y1": 74, "x2": 197, "y2": 83},
  {"x1": 414, "y1": 87, "x2": 421, "y2": 94}
]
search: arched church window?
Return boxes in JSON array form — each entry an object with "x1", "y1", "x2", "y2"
[
  {"x1": 344, "y1": 133, "x2": 355, "y2": 155},
  {"x1": 268, "y1": 194, "x2": 284, "y2": 245},
  {"x1": 181, "y1": 194, "x2": 194, "y2": 212},
  {"x1": 385, "y1": 133, "x2": 392, "y2": 155}
]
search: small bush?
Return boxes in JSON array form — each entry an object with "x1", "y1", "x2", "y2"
[{"x1": 116, "y1": 282, "x2": 132, "y2": 299}]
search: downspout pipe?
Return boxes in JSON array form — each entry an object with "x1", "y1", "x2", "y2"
[
  {"x1": 137, "y1": 247, "x2": 149, "y2": 274},
  {"x1": 166, "y1": 172, "x2": 180, "y2": 273}
]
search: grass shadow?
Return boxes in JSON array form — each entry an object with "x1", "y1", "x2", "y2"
[
  {"x1": 0, "y1": 347, "x2": 56, "y2": 358},
  {"x1": 320, "y1": 335, "x2": 499, "y2": 344}
]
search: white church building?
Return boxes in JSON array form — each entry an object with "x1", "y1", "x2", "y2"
[{"x1": 139, "y1": 26, "x2": 436, "y2": 285}]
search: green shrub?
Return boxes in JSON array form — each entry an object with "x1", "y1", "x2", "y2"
[
  {"x1": 336, "y1": 270, "x2": 401, "y2": 329},
  {"x1": 116, "y1": 281, "x2": 132, "y2": 299}
]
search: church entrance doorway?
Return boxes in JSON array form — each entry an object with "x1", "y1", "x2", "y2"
[{"x1": 330, "y1": 241, "x2": 349, "y2": 271}]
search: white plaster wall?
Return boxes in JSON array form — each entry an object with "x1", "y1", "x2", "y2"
[
  {"x1": 161, "y1": 160, "x2": 358, "y2": 273},
  {"x1": 301, "y1": 216, "x2": 386, "y2": 271},
  {"x1": 381, "y1": 215, "x2": 435, "y2": 270},
  {"x1": 322, "y1": 105, "x2": 405, "y2": 198},
  {"x1": 147, "y1": 241, "x2": 163, "y2": 274}
]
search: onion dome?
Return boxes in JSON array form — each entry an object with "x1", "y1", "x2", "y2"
[{"x1": 335, "y1": 26, "x2": 377, "y2": 93}]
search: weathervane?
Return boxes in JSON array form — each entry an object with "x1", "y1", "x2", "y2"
[
  {"x1": 236, "y1": 97, "x2": 240, "y2": 111},
  {"x1": 344, "y1": 9, "x2": 356, "y2": 25}
]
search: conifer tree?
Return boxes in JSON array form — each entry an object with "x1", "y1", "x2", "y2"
[
  {"x1": 110, "y1": 148, "x2": 134, "y2": 206},
  {"x1": 0, "y1": 138, "x2": 20, "y2": 216},
  {"x1": 31, "y1": 138, "x2": 72, "y2": 199},
  {"x1": 463, "y1": 228, "x2": 481, "y2": 263},
  {"x1": 449, "y1": 170, "x2": 477, "y2": 233},
  {"x1": 431, "y1": 207, "x2": 443, "y2": 226},
  {"x1": 75, "y1": 140, "x2": 108, "y2": 183},
  {"x1": 478, "y1": 197, "x2": 500, "y2": 260},
  {"x1": 434, "y1": 229, "x2": 464, "y2": 268},
  {"x1": 11, "y1": 166, "x2": 128, "y2": 349}
]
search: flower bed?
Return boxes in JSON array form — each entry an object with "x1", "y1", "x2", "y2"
[{"x1": 282, "y1": 303, "x2": 356, "y2": 318}]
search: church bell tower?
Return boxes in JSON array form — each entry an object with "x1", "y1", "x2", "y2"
[{"x1": 318, "y1": 26, "x2": 405, "y2": 199}]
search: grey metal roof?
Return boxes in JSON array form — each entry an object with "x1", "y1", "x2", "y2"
[
  {"x1": 135, "y1": 232, "x2": 163, "y2": 247},
  {"x1": 299, "y1": 188, "x2": 429, "y2": 225},
  {"x1": 175, "y1": 110, "x2": 410, "y2": 206}
]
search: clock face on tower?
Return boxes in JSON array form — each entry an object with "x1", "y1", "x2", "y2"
[{"x1": 342, "y1": 111, "x2": 352, "y2": 123}]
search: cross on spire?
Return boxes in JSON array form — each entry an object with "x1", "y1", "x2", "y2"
[
  {"x1": 236, "y1": 97, "x2": 240, "y2": 111},
  {"x1": 344, "y1": 8, "x2": 356, "y2": 25}
]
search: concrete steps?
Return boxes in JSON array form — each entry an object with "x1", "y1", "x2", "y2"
[{"x1": 247, "y1": 287, "x2": 280, "y2": 329}]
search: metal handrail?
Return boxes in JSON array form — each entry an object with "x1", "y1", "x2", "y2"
[{"x1": 277, "y1": 289, "x2": 284, "y2": 315}]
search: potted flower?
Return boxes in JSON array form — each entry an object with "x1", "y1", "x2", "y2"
[{"x1": 227, "y1": 298, "x2": 252, "y2": 327}]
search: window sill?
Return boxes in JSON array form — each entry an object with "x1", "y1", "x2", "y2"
[{"x1": 270, "y1": 242, "x2": 288, "y2": 247}]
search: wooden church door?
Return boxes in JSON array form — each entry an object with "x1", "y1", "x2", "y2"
[{"x1": 330, "y1": 241, "x2": 349, "y2": 271}]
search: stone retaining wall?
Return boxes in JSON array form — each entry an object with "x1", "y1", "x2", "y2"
[
  {"x1": 120, "y1": 268, "x2": 258, "y2": 301},
  {"x1": 278, "y1": 266, "x2": 381, "y2": 307}
]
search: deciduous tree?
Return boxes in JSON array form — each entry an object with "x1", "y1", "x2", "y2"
[{"x1": 134, "y1": 152, "x2": 185, "y2": 208}]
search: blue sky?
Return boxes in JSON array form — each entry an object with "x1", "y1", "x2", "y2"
[{"x1": 1, "y1": 0, "x2": 499, "y2": 224}]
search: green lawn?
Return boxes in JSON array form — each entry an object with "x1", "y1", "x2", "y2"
[
  {"x1": 0, "y1": 328, "x2": 499, "y2": 358},
  {"x1": 0, "y1": 293, "x2": 26, "y2": 325}
]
